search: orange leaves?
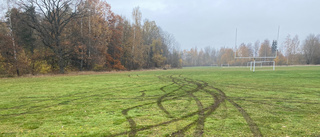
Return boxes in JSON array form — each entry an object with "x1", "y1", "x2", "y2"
[
  {"x1": 113, "y1": 60, "x2": 126, "y2": 70},
  {"x1": 219, "y1": 48, "x2": 234, "y2": 65}
]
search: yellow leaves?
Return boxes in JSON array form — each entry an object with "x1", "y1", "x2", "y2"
[
  {"x1": 152, "y1": 53, "x2": 166, "y2": 67},
  {"x1": 0, "y1": 54, "x2": 4, "y2": 71},
  {"x1": 220, "y1": 48, "x2": 234, "y2": 64},
  {"x1": 34, "y1": 60, "x2": 51, "y2": 74},
  {"x1": 274, "y1": 51, "x2": 287, "y2": 65},
  {"x1": 151, "y1": 39, "x2": 163, "y2": 54},
  {"x1": 93, "y1": 64, "x2": 105, "y2": 71},
  {"x1": 179, "y1": 59, "x2": 183, "y2": 65},
  {"x1": 0, "y1": 22, "x2": 10, "y2": 34}
]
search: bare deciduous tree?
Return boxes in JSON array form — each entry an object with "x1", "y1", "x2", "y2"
[
  {"x1": 131, "y1": 7, "x2": 144, "y2": 69},
  {"x1": 302, "y1": 34, "x2": 320, "y2": 64},
  {"x1": 254, "y1": 40, "x2": 260, "y2": 57},
  {"x1": 20, "y1": 0, "x2": 84, "y2": 73},
  {"x1": 284, "y1": 34, "x2": 300, "y2": 65}
]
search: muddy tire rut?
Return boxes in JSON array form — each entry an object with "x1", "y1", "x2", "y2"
[{"x1": 109, "y1": 75, "x2": 262, "y2": 137}]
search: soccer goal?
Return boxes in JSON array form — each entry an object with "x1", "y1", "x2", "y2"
[
  {"x1": 249, "y1": 61, "x2": 275, "y2": 71},
  {"x1": 220, "y1": 64, "x2": 230, "y2": 67}
]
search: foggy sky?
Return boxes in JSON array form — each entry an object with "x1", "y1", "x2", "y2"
[
  {"x1": 1, "y1": 0, "x2": 319, "y2": 51},
  {"x1": 107, "y1": 0, "x2": 320, "y2": 50}
]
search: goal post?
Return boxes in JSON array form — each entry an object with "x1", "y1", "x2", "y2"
[
  {"x1": 233, "y1": 27, "x2": 279, "y2": 72},
  {"x1": 248, "y1": 60, "x2": 275, "y2": 72},
  {"x1": 220, "y1": 63, "x2": 230, "y2": 67}
]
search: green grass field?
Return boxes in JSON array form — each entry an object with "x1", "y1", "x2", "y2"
[{"x1": 0, "y1": 66, "x2": 319, "y2": 136}]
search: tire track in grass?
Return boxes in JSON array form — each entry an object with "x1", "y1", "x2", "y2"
[
  {"x1": 121, "y1": 108, "x2": 137, "y2": 137},
  {"x1": 157, "y1": 75, "x2": 188, "y2": 118},
  {"x1": 170, "y1": 79, "x2": 262, "y2": 137},
  {"x1": 110, "y1": 75, "x2": 201, "y2": 136},
  {"x1": 111, "y1": 75, "x2": 262, "y2": 137},
  {"x1": 173, "y1": 87, "x2": 205, "y2": 136},
  {"x1": 170, "y1": 91, "x2": 221, "y2": 137},
  {"x1": 118, "y1": 75, "x2": 187, "y2": 137},
  {"x1": 200, "y1": 80, "x2": 263, "y2": 137},
  {"x1": 137, "y1": 90, "x2": 146, "y2": 98},
  {"x1": 114, "y1": 76, "x2": 220, "y2": 137},
  {"x1": 111, "y1": 106, "x2": 209, "y2": 137},
  {"x1": 110, "y1": 88, "x2": 222, "y2": 137},
  {"x1": 1, "y1": 81, "x2": 155, "y2": 115},
  {"x1": 121, "y1": 101, "x2": 157, "y2": 137},
  {"x1": 156, "y1": 76, "x2": 177, "y2": 117},
  {"x1": 183, "y1": 78, "x2": 207, "y2": 136},
  {"x1": 227, "y1": 98, "x2": 263, "y2": 137},
  {"x1": 156, "y1": 85, "x2": 184, "y2": 118},
  {"x1": 1, "y1": 87, "x2": 137, "y2": 117},
  {"x1": 170, "y1": 79, "x2": 225, "y2": 136}
]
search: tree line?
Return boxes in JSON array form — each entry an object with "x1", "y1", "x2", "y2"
[
  {"x1": 182, "y1": 35, "x2": 320, "y2": 67},
  {"x1": 0, "y1": 0, "x2": 182, "y2": 76},
  {"x1": 1, "y1": 0, "x2": 319, "y2": 77}
]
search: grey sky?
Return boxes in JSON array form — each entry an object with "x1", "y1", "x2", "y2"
[
  {"x1": 0, "y1": 0, "x2": 319, "y2": 50},
  {"x1": 107, "y1": 0, "x2": 320, "y2": 50}
]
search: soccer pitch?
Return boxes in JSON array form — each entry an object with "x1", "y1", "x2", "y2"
[{"x1": 0, "y1": 66, "x2": 319, "y2": 136}]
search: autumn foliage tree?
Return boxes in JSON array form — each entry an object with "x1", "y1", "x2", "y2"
[
  {"x1": 0, "y1": 27, "x2": 14, "y2": 75},
  {"x1": 219, "y1": 48, "x2": 234, "y2": 65},
  {"x1": 20, "y1": 0, "x2": 86, "y2": 73},
  {"x1": 259, "y1": 39, "x2": 272, "y2": 58},
  {"x1": 235, "y1": 43, "x2": 253, "y2": 65},
  {"x1": 0, "y1": 0, "x2": 181, "y2": 76},
  {"x1": 10, "y1": 0, "x2": 320, "y2": 75},
  {"x1": 106, "y1": 14, "x2": 125, "y2": 70}
]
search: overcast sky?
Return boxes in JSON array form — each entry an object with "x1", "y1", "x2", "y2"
[
  {"x1": 107, "y1": 0, "x2": 320, "y2": 50},
  {"x1": 0, "y1": 0, "x2": 319, "y2": 50}
]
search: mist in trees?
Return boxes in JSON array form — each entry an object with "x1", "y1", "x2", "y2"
[
  {"x1": 1, "y1": 0, "x2": 320, "y2": 76},
  {"x1": 283, "y1": 35, "x2": 302, "y2": 65},
  {"x1": 182, "y1": 34, "x2": 320, "y2": 67},
  {"x1": 302, "y1": 34, "x2": 320, "y2": 64}
]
